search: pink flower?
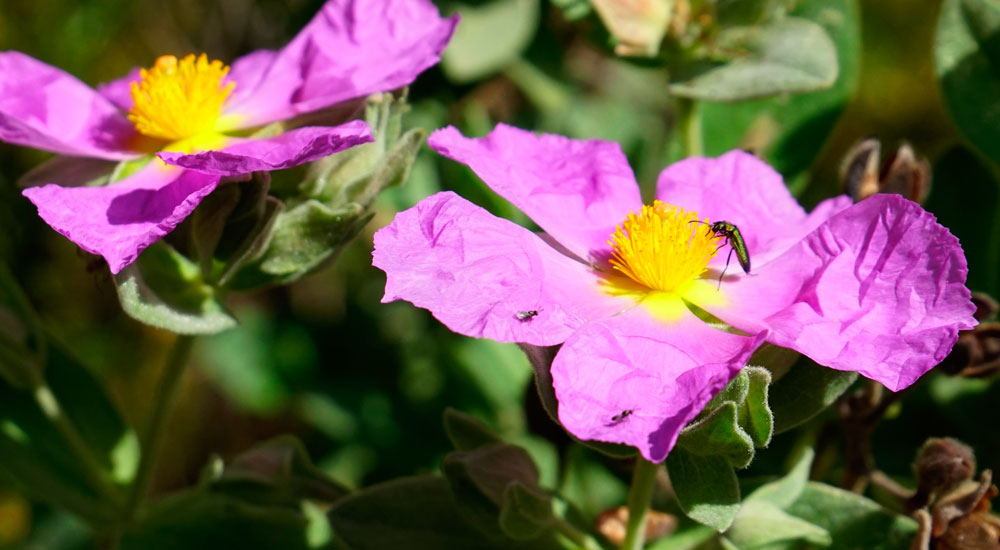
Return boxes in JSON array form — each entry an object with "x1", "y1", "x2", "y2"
[
  {"x1": 372, "y1": 124, "x2": 977, "y2": 463},
  {"x1": 1, "y1": 0, "x2": 458, "y2": 273}
]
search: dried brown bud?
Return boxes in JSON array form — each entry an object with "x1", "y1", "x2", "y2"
[
  {"x1": 915, "y1": 438, "x2": 976, "y2": 499},
  {"x1": 973, "y1": 293, "x2": 1000, "y2": 322},
  {"x1": 841, "y1": 138, "x2": 931, "y2": 204},
  {"x1": 934, "y1": 513, "x2": 1000, "y2": 550},
  {"x1": 595, "y1": 506, "x2": 677, "y2": 545},
  {"x1": 938, "y1": 323, "x2": 1000, "y2": 378}
]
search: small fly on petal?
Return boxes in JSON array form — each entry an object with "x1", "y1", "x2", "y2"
[
  {"x1": 610, "y1": 409, "x2": 633, "y2": 423},
  {"x1": 515, "y1": 310, "x2": 539, "y2": 322}
]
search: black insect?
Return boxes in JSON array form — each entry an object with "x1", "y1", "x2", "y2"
[
  {"x1": 610, "y1": 409, "x2": 633, "y2": 423},
  {"x1": 690, "y1": 220, "x2": 751, "y2": 287},
  {"x1": 515, "y1": 310, "x2": 539, "y2": 322}
]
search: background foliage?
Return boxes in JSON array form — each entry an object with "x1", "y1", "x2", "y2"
[{"x1": 1, "y1": 0, "x2": 998, "y2": 548}]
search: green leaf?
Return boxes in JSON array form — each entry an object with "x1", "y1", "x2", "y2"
[
  {"x1": 441, "y1": 0, "x2": 541, "y2": 83},
  {"x1": 669, "y1": 17, "x2": 838, "y2": 101},
  {"x1": 330, "y1": 476, "x2": 562, "y2": 550},
  {"x1": 191, "y1": 179, "x2": 244, "y2": 277},
  {"x1": 207, "y1": 436, "x2": 351, "y2": 508},
  {"x1": 0, "y1": 266, "x2": 44, "y2": 389},
  {"x1": 0, "y1": 342, "x2": 129, "y2": 526},
  {"x1": 715, "y1": 0, "x2": 776, "y2": 27},
  {"x1": 700, "y1": 0, "x2": 859, "y2": 179},
  {"x1": 924, "y1": 146, "x2": 1000, "y2": 296},
  {"x1": 727, "y1": 500, "x2": 831, "y2": 548},
  {"x1": 113, "y1": 241, "x2": 237, "y2": 335},
  {"x1": 498, "y1": 482, "x2": 554, "y2": 540},
  {"x1": 558, "y1": 445, "x2": 628, "y2": 522},
  {"x1": 443, "y1": 408, "x2": 503, "y2": 451},
  {"x1": 120, "y1": 489, "x2": 311, "y2": 550},
  {"x1": 666, "y1": 447, "x2": 741, "y2": 532},
  {"x1": 229, "y1": 200, "x2": 369, "y2": 288},
  {"x1": 744, "y1": 448, "x2": 814, "y2": 509},
  {"x1": 936, "y1": 0, "x2": 1000, "y2": 168},
  {"x1": 768, "y1": 359, "x2": 857, "y2": 434},
  {"x1": 783, "y1": 482, "x2": 917, "y2": 550},
  {"x1": 646, "y1": 525, "x2": 717, "y2": 550},
  {"x1": 190, "y1": 173, "x2": 283, "y2": 287},
  {"x1": 442, "y1": 443, "x2": 542, "y2": 506},
  {"x1": 550, "y1": 0, "x2": 591, "y2": 20},
  {"x1": 677, "y1": 402, "x2": 755, "y2": 469},
  {"x1": 704, "y1": 371, "x2": 751, "y2": 412},
  {"x1": 442, "y1": 443, "x2": 548, "y2": 540},
  {"x1": 738, "y1": 367, "x2": 773, "y2": 448}
]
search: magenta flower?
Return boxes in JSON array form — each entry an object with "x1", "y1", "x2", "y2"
[
  {"x1": 1, "y1": 0, "x2": 458, "y2": 274},
  {"x1": 372, "y1": 124, "x2": 977, "y2": 463}
]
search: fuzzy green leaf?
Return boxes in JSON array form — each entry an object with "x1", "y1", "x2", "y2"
[
  {"x1": 678, "y1": 402, "x2": 755, "y2": 469},
  {"x1": 113, "y1": 241, "x2": 237, "y2": 335},
  {"x1": 441, "y1": 0, "x2": 541, "y2": 83},
  {"x1": 738, "y1": 367, "x2": 773, "y2": 448},
  {"x1": 769, "y1": 359, "x2": 857, "y2": 433},
  {"x1": 443, "y1": 408, "x2": 503, "y2": 452},
  {"x1": 666, "y1": 447, "x2": 741, "y2": 532},
  {"x1": 936, "y1": 0, "x2": 1000, "y2": 168},
  {"x1": 670, "y1": 18, "x2": 838, "y2": 102}
]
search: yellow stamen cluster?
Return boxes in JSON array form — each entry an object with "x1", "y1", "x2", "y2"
[
  {"x1": 608, "y1": 201, "x2": 721, "y2": 292},
  {"x1": 128, "y1": 54, "x2": 234, "y2": 142}
]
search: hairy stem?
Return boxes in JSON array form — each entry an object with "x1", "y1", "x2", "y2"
[
  {"x1": 123, "y1": 335, "x2": 195, "y2": 519},
  {"x1": 675, "y1": 97, "x2": 702, "y2": 158},
  {"x1": 621, "y1": 458, "x2": 660, "y2": 550}
]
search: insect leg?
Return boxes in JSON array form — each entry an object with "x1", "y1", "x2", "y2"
[{"x1": 717, "y1": 247, "x2": 735, "y2": 289}]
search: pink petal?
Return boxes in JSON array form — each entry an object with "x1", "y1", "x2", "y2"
[
  {"x1": 552, "y1": 305, "x2": 765, "y2": 463},
  {"x1": 96, "y1": 67, "x2": 141, "y2": 112},
  {"x1": 428, "y1": 125, "x2": 642, "y2": 265},
  {"x1": 0, "y1": 52, "x2": 138, "y2": 160},
  {"x1": 156, "y1": 120, "x2": 373, "y2": 175},
  {"x1": 22, "y1": 163, "x2": 221, "y2": 273},
  {"x1": 703, "y1": 194, "x2": 977, "y2": 391},
  {"x1": 223, "y1": 0, "x2": 458, "y2": 128},
  {"x1": 656, "y1": 151, "x2": 852, "y2": 266},
  {"x1": 371, "y1": 191, "x2": 633, "y2": 346}
]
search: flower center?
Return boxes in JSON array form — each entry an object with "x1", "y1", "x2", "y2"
[
  {"x1": 128, "y1": 54, "x2": 234, "y2": 142},
  {"x1": 608, "y1": 201, "x2": 721, "y2": 292}
]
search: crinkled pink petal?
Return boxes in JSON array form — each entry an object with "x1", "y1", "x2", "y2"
[
  {"x1": 22, "y1": 163, "x2": 221, "y2": 274},
  {"x1": 702, "y1": 194, "x2": 977, "y2": 391},
  {"x1": 656, "y1": 151, "x2": 853, "y2": 266},
  {"x1": 429, "y1": 125, "x2": 642, "y2": 265},
  {"x1": 223, "y1": 0, "x2": 458, "y2": 128},
  {"x1": 552, "y1": 306, "x2": 766, "y2": 462},
  {"x1": 0, "y1": 52, "x2": 138, "y2": 160},
  {"x1": 156, "y1": 120, "x2": 373, "y2": 175},
  {"x1": 96, "y1": 67, "x2": 141, "y2": 112},
  {"x1": 372, "y1": 191, "x2": 633, "y2": 346}
]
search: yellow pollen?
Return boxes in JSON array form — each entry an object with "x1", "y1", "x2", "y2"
[
  {"x1": 608, "y1": 201, "x2": 722, "y2": 292},
  {"x1": 128, "y1": 53, "x2": 235, "y2": 142}
]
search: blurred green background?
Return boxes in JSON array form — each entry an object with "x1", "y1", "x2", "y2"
[{"x1": 1, "y1": 0, "x2": 999, "y2": 548}]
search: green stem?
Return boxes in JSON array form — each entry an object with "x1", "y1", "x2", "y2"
[
  {"x1": 675, "y1": 97, "x2": 703, "y2": 158},
  {"x1": 621, "y1": 459, "x2": 660, "y2": 550},
  {"x1": 552, "y1": 517, "x2": 602, "y2": 550},
  {"x1": 30, "y1": 377, "x2": 121, "y2": 507},
  {"x1": 123, "y1": 335, "x2": 195, "y2": 520}
]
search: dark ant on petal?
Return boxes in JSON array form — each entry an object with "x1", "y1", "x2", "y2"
[{"x1": 515, "y1": 310, "x2": 539, "y2": 322}]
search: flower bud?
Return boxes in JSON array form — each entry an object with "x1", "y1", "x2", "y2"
[
  {"x1": 915, "y1": 438, "x2": 976, "y2": 498},
  {"x1": 842, "y1": 139, "x2": 931, "y2": 204}
]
